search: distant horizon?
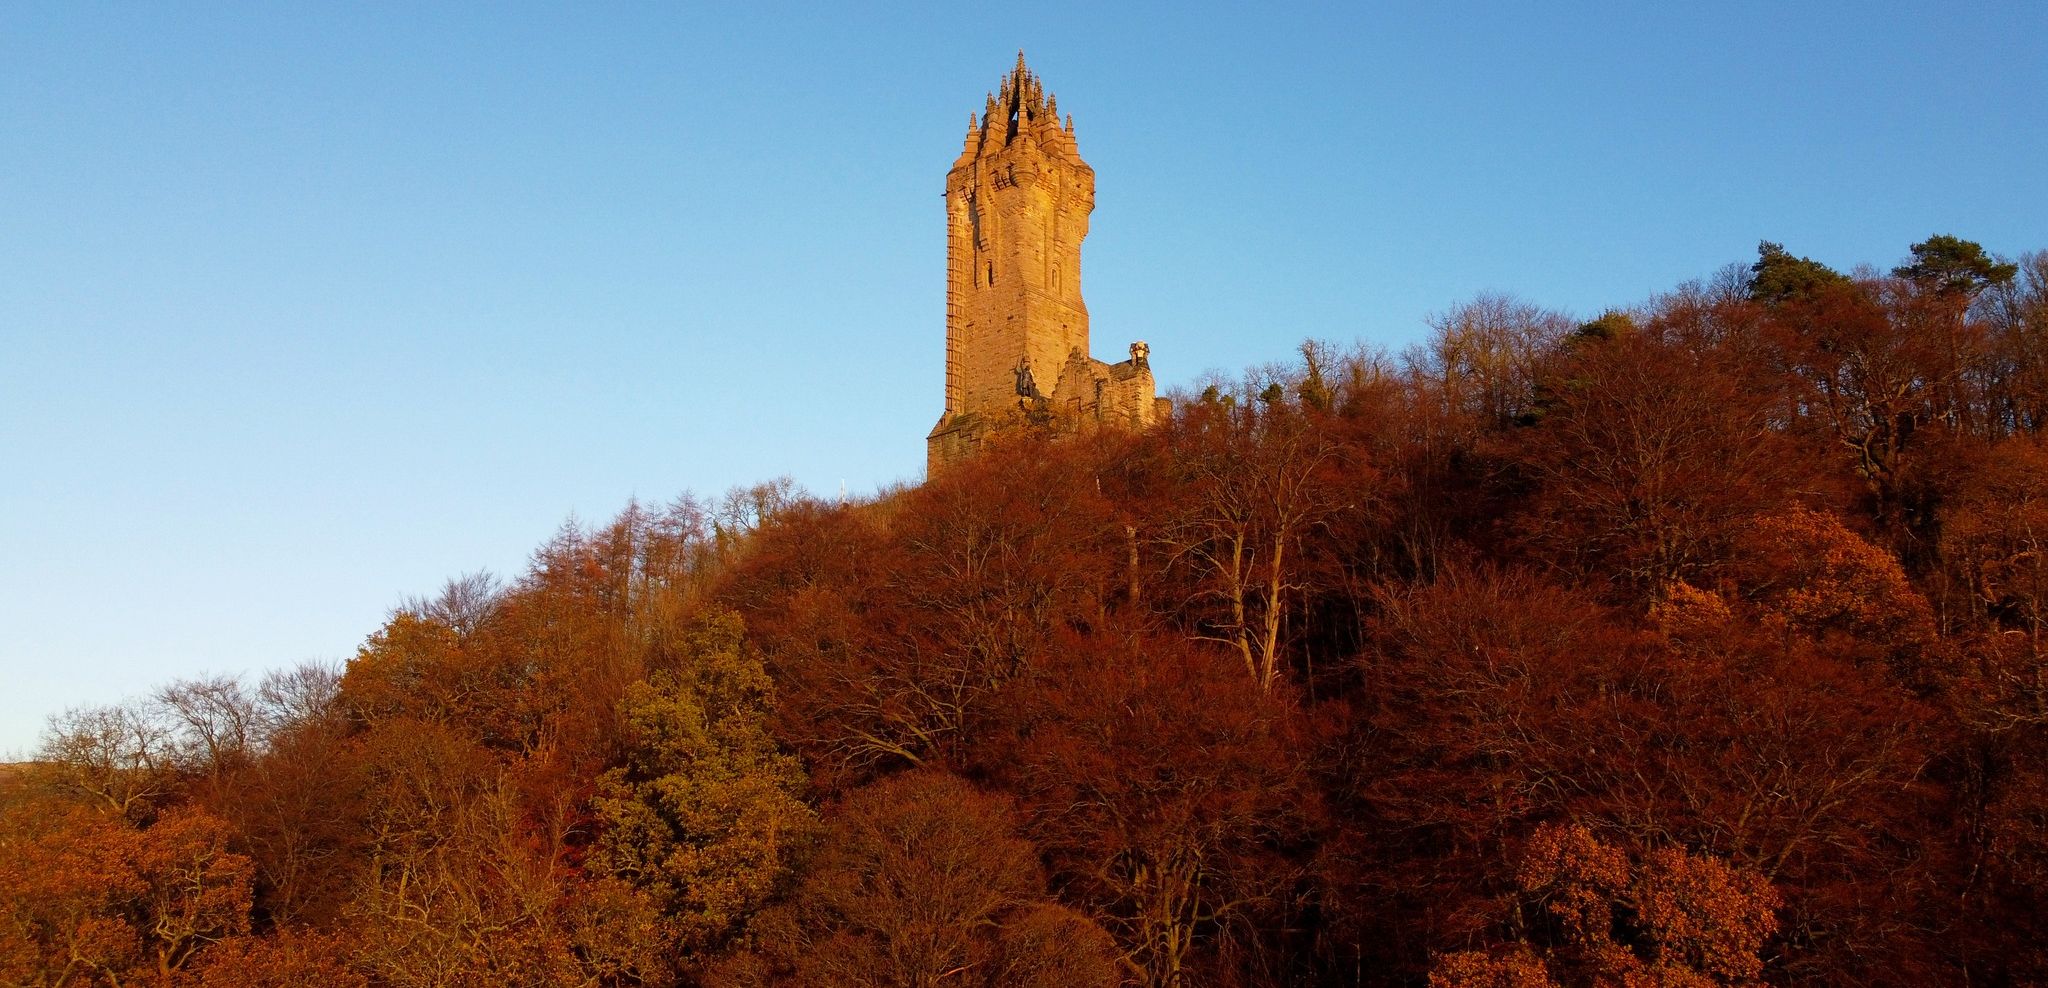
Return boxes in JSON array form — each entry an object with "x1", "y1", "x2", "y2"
[{"x1": 5, "y1": 1, "x2": 2046, "y2": 754}]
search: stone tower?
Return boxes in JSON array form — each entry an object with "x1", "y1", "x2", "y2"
[{"x1": 927, "y1": 53, "x2": 1165, "y2": 472}]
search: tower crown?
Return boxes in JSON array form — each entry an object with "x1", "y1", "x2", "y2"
[{"x1": 959, "y1": 52, "x2": 1081, "y2": 164}]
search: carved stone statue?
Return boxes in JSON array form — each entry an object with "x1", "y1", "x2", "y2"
[{"x1": 1014, "y1": 359, "x2": 1040, "y2": 398}]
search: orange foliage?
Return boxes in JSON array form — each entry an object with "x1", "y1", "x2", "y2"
[
  {"x1": 713, "y1": 770, "x2": 1117, "y2": 988},
  {"x1": 1511, "y1": 326, "x2": 1803, "y2": 597},
  {"x1": 0, "y1": 799, "x2": 253, "y2": 986},
  {"x1": 180, "y1": 929, "x2": 366, "y2": 988},
  {"x1": 997, "y1": 630, "x2": 1319, "y2": 986},
  {"x1": 1738, "y1": 508, "x2": 1941, "y2": 684},
  {"x1": 1433, "y1": 823, "x2": 1778, "y2": 988}
]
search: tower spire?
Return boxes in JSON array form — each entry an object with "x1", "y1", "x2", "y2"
[
  {"x1": 959, "y1": 112, "x2": 979, "y2": 159},
  {"x1": 1012, "y1": 49, "x2": 1034, "y2": 113}
]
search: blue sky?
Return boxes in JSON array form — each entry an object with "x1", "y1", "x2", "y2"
[{"x1": 3, "y1": 1, "x2": 2044, "y2": 754}]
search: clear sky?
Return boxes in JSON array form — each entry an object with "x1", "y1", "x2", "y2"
[{"x1": 3, "y1": 1, "x2": 2044, "y2": 755}]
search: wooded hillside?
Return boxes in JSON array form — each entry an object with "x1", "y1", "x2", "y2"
[{"x1": 7, "y1": 237, "x2": 2046, "y2": 987}]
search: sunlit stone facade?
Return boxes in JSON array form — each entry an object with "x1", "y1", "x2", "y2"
[{"x1": 927, "y1": 54, "x2": 1167, "y2": 473}]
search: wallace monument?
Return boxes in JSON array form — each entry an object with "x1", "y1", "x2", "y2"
[{"x1": 926, "y1": 54, "x2": 1168, "y2": 472}]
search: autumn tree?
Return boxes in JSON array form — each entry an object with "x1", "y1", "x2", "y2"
[
  {"x1": 1409, "y1": 293, "x2": 1573, "y2": 427},
  {"x1": 588, "y1": 611, "x2": 814, "y2": 965},
  {"x1": 348, "y1": 775, "x2": 605, "y2": 987},
  {"x1": 1337, "y1": 567, "x2": 1629, "y2": 973},
  {"x1": 1759, "y1": 274, "x2": 1980, "y2": 547},
  {"x1": 154, "y1": 675, "x2": 259, "y2": 783},
  {"x1": 740, "y1": 435, "x2": 1122, "y2": 786},
  {"x1": 1626, "y1": 604, "x2": 1938, "y2": 984},
  {"x1": 1431, "y1": 823, "x2": 1779, "y2": 988},
  {"x1": 1508, "y1": 321, "x2": 1802, "y2": 598},
  {"x1": 1342, "y1": 566, "x2": 1935, "y2": 983},
  {"x1": 713, "y1": 477, "x2": 803, "y2": 566},
  {"x1": 221, "y1": 720, "x2": 364, "y2": 928},
  {"x1": 180, "y1": 929, "x2": 368, "y2": 988},
  {"x1": 998, "y1": 630, "x2": 1319, "y2": 986},
  {"x1": 0, "y1": 798, "x2": 254, "y2": 986},
  {"x1": 1, "y1": 800, "x2": 152, "y2": 987},
  {"x1": 1936, "y1": 440, "x2": 2048, "y2": 982},
  {"x1": 1151, "y1": 376, "x2": 1364, "y2": 689},
  {"x1": 1979, "y1": 250, "x2": 2048, "y2": 433},
  {"x1": 37, "y1": 701, "x2": 178, "y2": 819},
  {"x1": 1734, "y1": 508, "x2": 1939, "y2": 682},
  {"x1": 207, "y1": 663, "x2": 363, "y2": 927},
  {"x1": 712, "y1": 771, "x2": 1117, "y2": 988},
  {"x1": 1940, "y1": 436, "x2": 2048, "y2": 633}
]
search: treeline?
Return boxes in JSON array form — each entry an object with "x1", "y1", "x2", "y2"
[{"x1": 5, "y1": 236, "x2": 2047, "y2": 987}]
